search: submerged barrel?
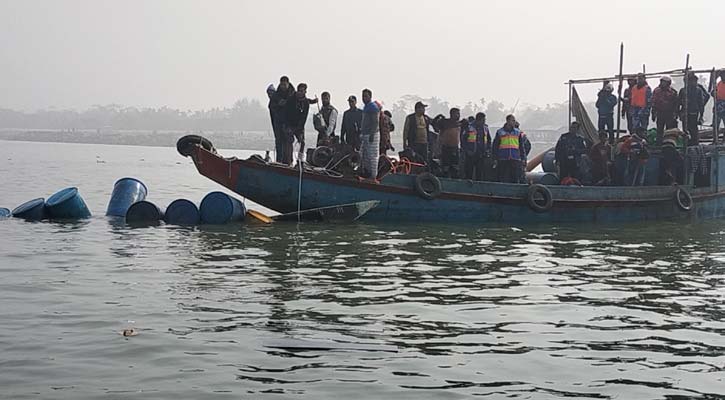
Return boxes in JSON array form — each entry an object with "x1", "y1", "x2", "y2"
[
  {"x1": 125, "y1": 200, "x2": 163, "y2": 224},
  {"x1": 0, "y1": 207, "x2": 12, "y2": 219},
  {"x1": 12, "y1": 198, "x2": 47, "y2": 221},
  {"x1": 199, "y1": 192, "x2": 246, "y2": 224},
  {"x1": 106, "y1": 177, "x2": 148, "y2": 217},
  {"x1": 526, "y1": 172, "x2": 560, "y2": 186},
  {"x1": 45, "y1": 187, "x2": 92, "y2": 219},
  {"x1": 542, "y1": 150, "x2": 557, "y2": 173},
  {"x1": 164, "y1": 199, "x2": 200, "y2": 226}
]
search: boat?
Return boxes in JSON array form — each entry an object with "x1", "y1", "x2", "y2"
[{"x1": 178, "y1": 53, "x2": 725, "y2": 224}]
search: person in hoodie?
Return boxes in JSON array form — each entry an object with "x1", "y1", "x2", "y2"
[
  {"x1": 359, "y1": 88, "x2": 381, "y2": 179},
  {"x1": 651, "y1": 75, "x2": 679, "y2": 145},
  {"x1": 284, "y1": 83, "x2": 318, "y2": 165},
  {"x1": 434, "y1": 108, "x2": 461, "y2": 178},
  {"x1": 596, "y1": 82, "x2": 618, "y2": 143},
  {"x1": 629, "y1": 73, "x2": 653, "y2": 131}
]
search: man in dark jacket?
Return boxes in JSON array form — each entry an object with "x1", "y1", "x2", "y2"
[
  {"x1": 284, "y1": 83, "x2": 318, "y2": 165},
  {"x1": 621, "y1": 77, "x2": 637, "y2": 133},
  {"x1": 555, "y1": 121, "x2": 588, "y2": 181},
  {"x1": 678, "y1": 73, "x2": 710, "y2": 145},
  {"x1": 460, "y1": 112, "x2": 492, "y2": 180},
  {"x1": 402, "y1": 101, "x2": 433, "y2": 162},
  {"x1": 651, "y1": 75, "x2": 679, "y2": 145},
  {"x1": 589, "y1": 131, "x2": 612, "y2": 185},
  {"x1": 596, "y1": 82, "x2": 618, "y2": 143},
  {"x1": 268, "y1": 76, "x2": 295, "y2": 163},
  {"x1": 340, "y1": 95, "x2": 363, "y2": 150}
]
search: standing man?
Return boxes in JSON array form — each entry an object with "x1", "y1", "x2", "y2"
[
  {"x1": 460, "y1": 113, "x2": 492, "y2": 180},
  {"x1": 554, "y1": 121, "x2": 588, "y2": 181},
  {"x1": 629, "y1": 73, "x2": 652, "y2": 132},
  {"x1": 268, "y1": 76, "x2": 295, "y2": 163},
  {"x1": 716, "y1": 70, "x2": 725, "y2": 135},
  {"x1": 340, "y1": 95, "x2": 363, "y2": 150},
  {"x1": 492, "y1": 114, "x2": 526, "y2": 183},
  {"x1": 621, "y1": 77, "x2": 638, "y2": 133},
  {"x1": 359, "y1": 88, "x2": 381, "y2": 179},
  {"x1": 596, "y1": 82, "x2": 618, "y2": 143},
  {"x1": 314, "y1": 91, "x2": 338, "y2": 146},
  {"x1": 590, "y1": 131, "x2": 612, "y2": 185},
  {"x1": 402, "y1": 101, "x2": 433, "y2": 162},
  {"x1": 679, "y1": 73, "x2": 709, "y2": 145},
  {"x1": 515, "y1": 122, "x2": 532, "y2": 183},
  {"x1": 284, "y1": 83, "x2": 318, "y2": 165},
  {"x1": 379, "y1": 110, "x2": 395, "y2": 155},
  {"x1": 651, "y1": 75, "x2": 679, "y2": 145},
  {"x1": 434, "y1": 108, "x2": 461, "y2": 178}
]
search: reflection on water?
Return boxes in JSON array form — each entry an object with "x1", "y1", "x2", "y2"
[{"x1": 1, "y1": 141, "x2": 724, "y2": 399}]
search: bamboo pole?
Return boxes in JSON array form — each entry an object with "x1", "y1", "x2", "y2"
[
  {"x1": 616, "y1": 43, "x2": 624, "y2": 140},
  {"x1": 684, "y1": 54, "x2": 690, "y2": 144},
  {"x1": 568, "y1": 81, "x2": 572, "y2": 126}
]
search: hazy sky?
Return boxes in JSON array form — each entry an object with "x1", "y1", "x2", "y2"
[{"x1": 1, "y1": 0, "x2": 721, "y2": 112}]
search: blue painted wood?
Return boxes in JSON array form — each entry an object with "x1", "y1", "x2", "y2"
[
  {"x1": 164, "y1": 199, "x2": 200, "y2": 226},
  {"x1": 107, "y1": 177, "x2": 148, "y2": 217},
  {"x1": 188, "y1": 145, "x2": 725, "y2": 224},
  {"x1": 12, "y1": 198, "x2": 47, "y2": 220},
  {"x1": 46, "y1": 187, "x2": 91, "y2": 219}
]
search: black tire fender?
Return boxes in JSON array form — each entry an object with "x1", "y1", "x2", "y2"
[
  {"x1": 527, "y1": 184, "x2": 554, "y2": 212},
  {"x1": 675, "y1": 187, "x2": 693, "y2": 212},
  {"x1": 312, "y1": 146, "x2": 334, "y2": 167},
  {"x1": 177, "y1": 135, "x2": 215, "y2": 157},
  {"x1": 415, "y1": 172, "x2": 442, "y2": 200}
]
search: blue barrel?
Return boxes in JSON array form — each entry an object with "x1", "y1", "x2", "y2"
[
  {"x1": 0, "y1": 207, "x2": 12, "y2": 219},
  {"x1": 106, "y1": 177, "x2": 148, "y2": 217},
  {"x1": 45, "y1": 187, "x2": 92, "y2": 219},
  {"x1": 542, "y1": 151, "x2": 557, "y2": 173},
  {"x1": 200, "y1": 192, "x2": 246, "y2": 224},
  {"x1": 12, "y1": 198, "x2": 47, "y2": 221},
  {"x1": 125, "y1": 200, "x2": 163, "y2": 224},
  {"x1": 526, "y1": 172, "x2": 560, "y2": 185},
  {"x1": 164, "y1": 199, "x2": 200, "y2": 226}
]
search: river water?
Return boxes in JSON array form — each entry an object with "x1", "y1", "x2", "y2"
[{"x1": 1, "y1": 140, "x2": 724, "y2": 399}]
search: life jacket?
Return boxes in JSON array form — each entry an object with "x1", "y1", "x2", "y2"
[
  {"x1": 717, "y1": 81, "x2": 725, "y2": 101},
  {"x1": 631, "y1": 85, "x2": 648, "y2": 108},
  {"x1": 465, "y1": 125, "x2": 477, "y2": 143},
  {"x1": 496, "y1": 128, "x2": 521, "y2": 160}
]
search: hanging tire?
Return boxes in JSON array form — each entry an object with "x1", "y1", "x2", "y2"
[
  {"x1": 675, "y1": 187, "x2": 693, "y2": 212},
  {"x1": 527, "y1": 184, "x2": 553, "y2": 212},
  {"x1": 177, "y1": 135, "x2": 215, "y2": 157},
  {"x1": 312, "y1": 146, "x2": 334, "y2": 167},
  {"x1": 415, "y1": 172, "x2": 442, "y2": 200}
]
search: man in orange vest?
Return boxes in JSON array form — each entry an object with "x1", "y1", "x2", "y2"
[
  {"x1": 715, "y1": 70, "x2": 725, "y2": 134},
  {"x1": 630, "y1": 73, "x2": 652, "y2": 132}
]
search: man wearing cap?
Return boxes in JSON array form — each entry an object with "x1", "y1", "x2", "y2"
[
  {"x1": 340, "y1": 95, "x2": 363, "y2": 150},
  {"x1": 629, "y1": 73, "x2": 653, "y2": 132},
  {"x1": 651, "y1": 75, "x2": 679, "y2": 145},
  {"x1": 596, "y1": 81, "x2": 618, "y2": 143},
  {"x1": 433, "y1": 108, "x2": 462, "y2": 178},
  {"x1": 678, "y1": 73, "x2": 710, "y2": 145},
  {"x1": 402, "y1": 101, "x2": 433, "y2": 162}
]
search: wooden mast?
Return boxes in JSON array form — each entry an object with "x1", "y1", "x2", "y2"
[{"x1": 616, "y1": 43, "x2": 624, "y2": 139}]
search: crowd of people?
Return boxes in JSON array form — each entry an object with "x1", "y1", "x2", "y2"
[
  {"x1": 555, "y1": 70, "x2": 725, "y2": 187},
  {"x1": 266, "y1": 70, "x2": 725, "y2": 185}
]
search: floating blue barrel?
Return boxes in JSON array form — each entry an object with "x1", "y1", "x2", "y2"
[
  {"x1": 200, "y1": 192, "x2": 246, "y2": 224},
  {"x1": 45, "y1": 187, "x2": 92, "y2": 219},
  {"x1": 12, "y1": 198, "x2": 47, "y2": 221},
  {"x1": 0, "y1": 207, "x2": 12, "y2": 219},
  {"x1": 526, "y1": 172, "x2": 560, "y2": 186},
  {"x1": 106, "y1": 177, "x2": 148, "y2": 217},
  {"x1": 125, "y1": 200, "x2": 164, "y2": 224},
  {"x1": 164, "y1": 199, "x2": 200, "y2": 226}
]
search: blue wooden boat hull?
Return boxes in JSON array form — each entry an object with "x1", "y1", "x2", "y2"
[{"x1": 186, "y1": 146, "x2": 725, "y2": 224}]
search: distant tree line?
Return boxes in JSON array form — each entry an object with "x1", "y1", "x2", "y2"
[{"x1": 0, "y1": 96, "x2": 590, "y2": 132}]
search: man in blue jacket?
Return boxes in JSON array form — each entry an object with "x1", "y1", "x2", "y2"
[{"x1": 596, "y1": 82, "x2": 618, "y2": 144}]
